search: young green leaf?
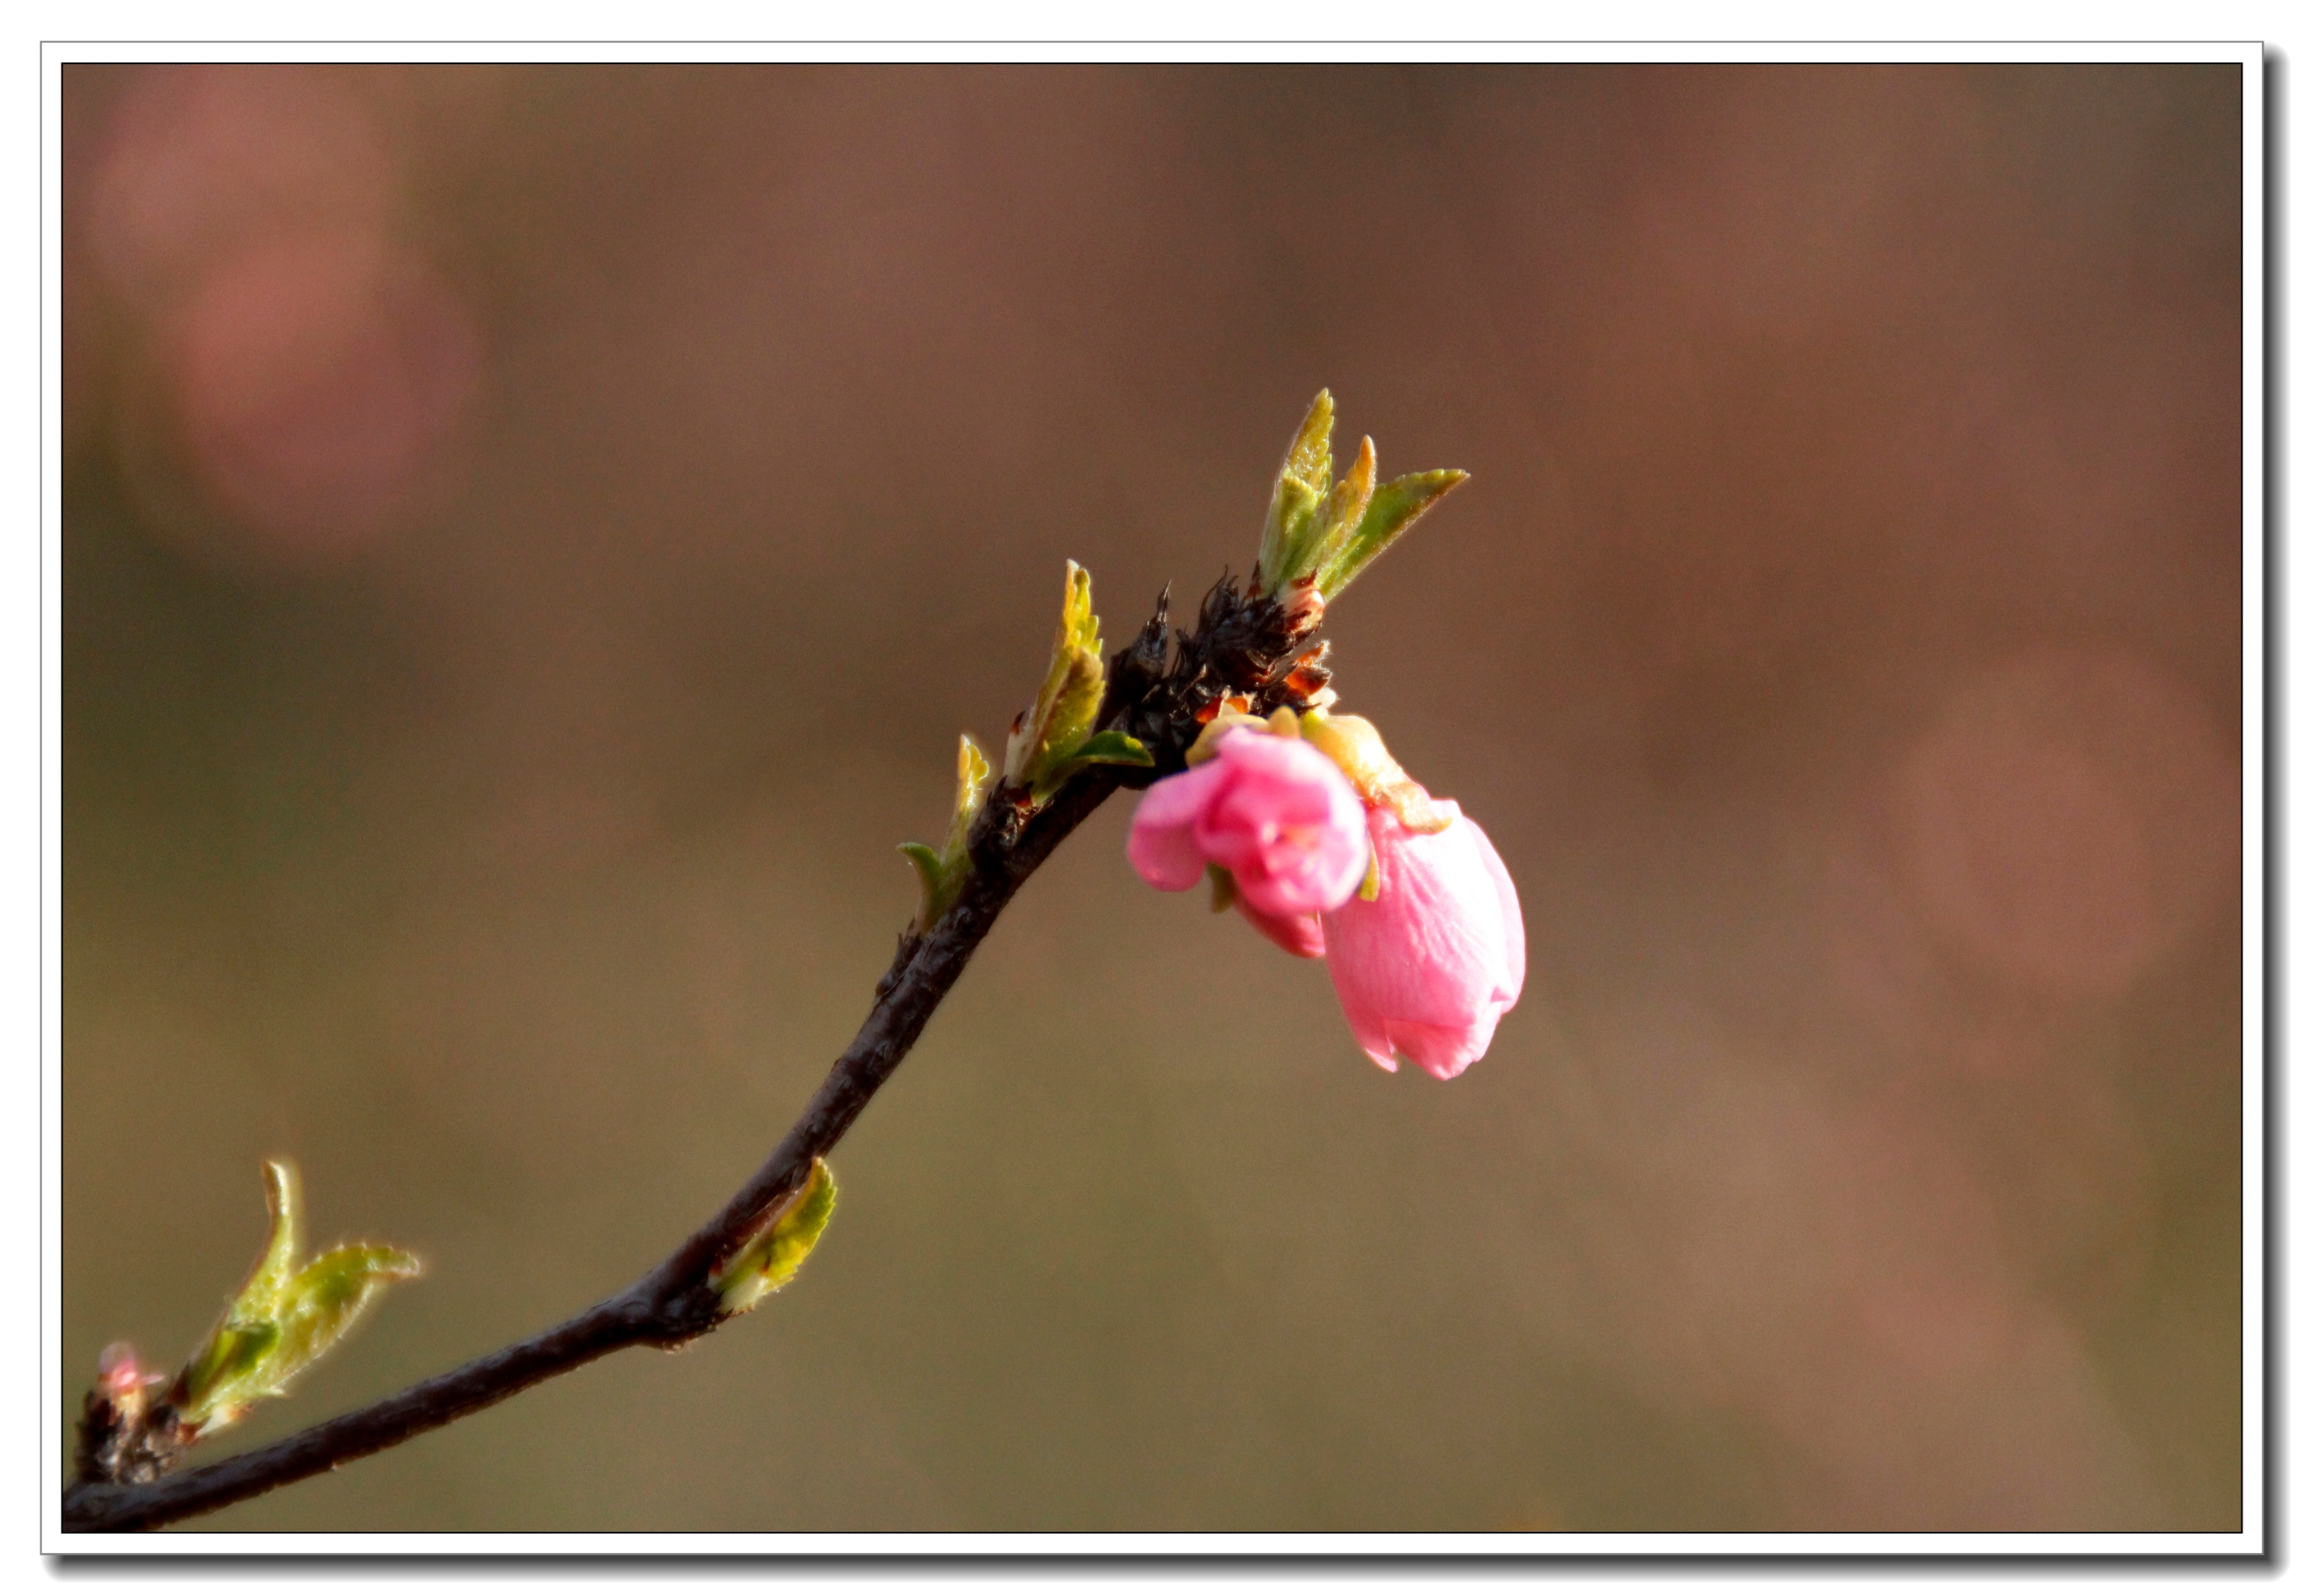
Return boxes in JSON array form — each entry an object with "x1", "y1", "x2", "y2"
[
  {"x1": 1065, "y1": 729, "x2": 1153, "y2": 766},
  {"x1": 899, "y1": 840, "x2": 950, "y2": 911},
  {"x1": 173, "y1": 1161, "x2": 421, "y2": 1434},
  {"x1": 711, "y1": 1158, "x2": 839, "y2": 1317},
  {"x1": 1300, "y1": 433, "x2": 1376, "y2": 578},
  {"x1": 1035, "y1": 564, "x2": 1105, "y2": 763},
  {"x1": 1257, "y1": 392, "x2": 1335, "y2": 589},
  {"x1": 175, "y1": 1321, "x2": 280, "y2": 1428},
  {"x1": 246, "y1": 1159, "x2": 303, "y2": 1309},
  {"x1": 1315, "y1": 468, "x2": 1469, "y2": 599},
  {"x1": 1005, "y1": 562, "x2": 1115, "y2": 800},
  {"x1": 1255, "y1": 395, "x2": 1466, "y2": 603},
  {"x1": 253, "y1": 1245, "x2": 421, "y2": 1402},
  {"x1": 1280, "y1": 388, "x2": 1335, "y2": 492},
  {"x1": 1032, "y1": 728, "x2": 1154, "y2": 797},
  {"x1": 1259, "y1": 474, "x2": 1321, "y2": 590},
  {"x1": 901, "y1": 734, "x2": 994, "y2": 929}
]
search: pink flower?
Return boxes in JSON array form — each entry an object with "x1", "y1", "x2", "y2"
[
  {"x1": 1322, "y1": 801, "x2": 1524, "y2": 1080},
  {"x1": 1126, "y1": 730, "x2": 1370, "y2": 939}
]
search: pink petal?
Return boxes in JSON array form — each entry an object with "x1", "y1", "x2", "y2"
[
  {"x1": 1325, "y1": 811, "x2": 1501, "y2": 1027},
  {"x1": 1125, "y1": 762, "x2": 1227, "y2": 891},
  {"x1": 1332, "y1": 979, "x2": 1401, "y2": 1073},
  {"x1": 1203, "y1": 726, "x2": 1326, "y2": 781},
  {"x1": 1386, "y1": 1011, "x2": 1501, "y2": 1081},
  {"x1": 1465, "y1": 816, "x2": 1526, "y2": 1004},
  {"x1": 1133, "y1": 756, "x2": 1228, "y2": 830},
  {"x1": 1321, "y1": 801, "x2": 1523, "y2": 1081},
  {"x1": 1236, "y1": 900, "x2": 1325, "y2": 958}
]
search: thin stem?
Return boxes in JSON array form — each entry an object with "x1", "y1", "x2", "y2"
[
  {"x1": 60, "y1": 772, "x2": 1123, "y2": 1534},
  {"x1": 63, "y1": 572, "x2": 1307, "y2": 1534}
]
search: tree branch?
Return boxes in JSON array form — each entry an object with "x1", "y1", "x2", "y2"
[
  {"x1": 62, "y1": 574, "x2": 1310, "y2": 1534},
  {"x1": 61, "y1": 770, "x2": 1120, "y2": 1534}
]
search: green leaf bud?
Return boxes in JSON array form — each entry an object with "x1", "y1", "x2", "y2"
[
  {"x1": 711, "y1": 1158, "x2": 838, "y2": 1318},
  {"x1": 173, "y1": 1160, "x2": 420, "y2": 1435},
  {"x1": 1248, "y1": 392, "x2": 1470, "y2": 607},
  {"x1": 901, "y1": 734, "x2": 993, "y2": 929},
  {"x1": 1256, "y1": 391, "x2": 1334, "y2": 592},
  {"x1": 1005, "y1": 561, "x2": 1125, "y2": 802},
  {"x1": 1315, "y1": 467, "x2": 1469, "y2": 600}
]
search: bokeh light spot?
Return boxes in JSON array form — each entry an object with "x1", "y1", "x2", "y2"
[
  {"x1": 88, "y1": 64, "x2": 395, "y2": 310},
  {"x1": 1894, "y1": 648, "x2": 2238, "y2": 999},
  {"x1": 169, "y1": 230, "x2": 481, "y2": 561}
]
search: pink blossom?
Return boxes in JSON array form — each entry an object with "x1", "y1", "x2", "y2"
[
  {"x1": 1126, "y1": 730, "x2": 1370, "y2": 937},
  {"x1": 1323, "y1": 801, "x2": 1524, "y2": 1080}
]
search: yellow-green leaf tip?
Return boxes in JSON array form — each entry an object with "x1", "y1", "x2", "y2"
[
  {"x1": 903, "y1": 734, "x2": 994, "y2": 930},
  {"x1": 1004, "y1": 561, "x2": 1112, "y2": 800},
  {"x1": 1254, "y1": 393, "x2": 1469, "y2": 601}
]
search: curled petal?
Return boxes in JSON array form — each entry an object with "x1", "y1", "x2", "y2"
[{"x1": 1125, "y1": 759, "x2": 1229, "y2": 890}]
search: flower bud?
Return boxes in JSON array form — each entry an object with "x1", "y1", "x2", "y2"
[
  {"x1": 1126, "y1": 728, "x2": 1370, "y2": 933},
  {"x1": 1323, "y1": 800, "x2": 1524, "y2": 1080},
  {"x1": 97, "y1": 1342, "x2": 143, "y2": 1396}
]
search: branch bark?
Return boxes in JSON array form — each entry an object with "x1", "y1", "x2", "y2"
[
  {"x1": 63, "y1": 575, "x2": 1313, "y2": 1534},
  {"x1": 62, "y1": 771, "x2": 1119, "y2": 1534}
]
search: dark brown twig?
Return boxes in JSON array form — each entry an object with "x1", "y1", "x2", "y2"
[{"x1": 63, "y1": 577, "x2": 1307, "y2": 1534}]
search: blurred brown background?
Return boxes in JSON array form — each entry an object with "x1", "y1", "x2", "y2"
[{"x1": 61, "y1": 63, "x2": 2243, "y2": 1532}]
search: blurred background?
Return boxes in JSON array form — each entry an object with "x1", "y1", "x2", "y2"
[{"x1": 60, "y1": 63, "x2": 2242, "y2": 1532}]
